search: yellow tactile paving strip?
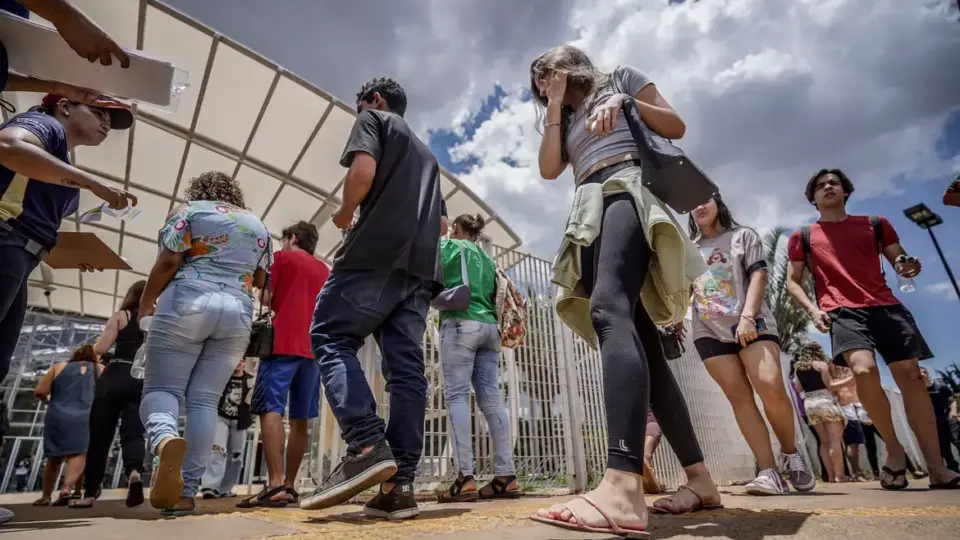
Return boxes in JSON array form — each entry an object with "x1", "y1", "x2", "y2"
[{"x1": 210, "y1": 501, "x2": 960, "y2": 540}]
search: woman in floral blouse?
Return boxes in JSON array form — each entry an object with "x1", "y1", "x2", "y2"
[{"x1": 138, "y1": 171, "x2": 271, "y2": 515}]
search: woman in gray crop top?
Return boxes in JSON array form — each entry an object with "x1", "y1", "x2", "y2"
[
  {"x1": 687, "y1": 194, "x2": 815, "y2": 496},
  {"x1": 529, "y1": 45, "x2": 721, "y2": 534}
]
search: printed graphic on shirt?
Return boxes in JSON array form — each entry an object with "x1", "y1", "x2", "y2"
[
  {"x1": 218, "y1": 377, "x2": 244, "y2": 418},
  {"x1": 694, "y1": 247, "x2": 740, "y2": 320}
]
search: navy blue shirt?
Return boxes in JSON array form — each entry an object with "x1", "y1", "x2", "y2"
[
  {"x1": 0, "y1": 1, "x2": 30, "y2": 94},
  {"x1": 0, "y1": 112, "x2": 79, "y2": 248}
]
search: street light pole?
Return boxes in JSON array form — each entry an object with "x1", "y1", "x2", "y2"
[
  {"x1": 904, "y1": 203, "x2": 960, "y2": 301},
  {"x1": 926, "y1": 226, "x2": 960, "y2": 300}
]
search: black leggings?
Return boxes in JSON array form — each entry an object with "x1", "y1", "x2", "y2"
[
  {"x1": 83, "y1": 361, "x2": 146, "y2": 496},
  {"x1": 580, "y1": 193, "x2": 704, "y2": 474}
]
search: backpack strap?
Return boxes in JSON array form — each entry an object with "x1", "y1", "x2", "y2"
[
  {"x1": 869, "y1": 215, "x2": 886, "y2": 277},
  {"x1": 800, "y1": 225, "x2": 813, "y2": 275}
]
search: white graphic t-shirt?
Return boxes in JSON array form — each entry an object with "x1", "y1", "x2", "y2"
[{"x1": 691, "y1": 228, "x2": 778, "y2": 342}]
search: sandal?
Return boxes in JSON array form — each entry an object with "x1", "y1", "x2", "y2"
[
  {"x1": 880, "y1": 466, "x2": 908, "y2": 491},
  {"x1": 69, "y1": 489, "x2": 101, "y2": 509},
  {"x1": 285, "y1": 487, "x2": 300, "y2": 504},
  {"x1": 150, "y1": 437, "x2": 187, "y2": 510},
  {"x1": 51, "y1": 491, "x2": 73, "y2": 507},
  {"x1": 235, "y1": 485, "x2": 290, "y2": 508},
  {"x1": 642, "y1": 460, "x2": 662, "y2": 495},
  {"x1": 437, "y1": 473, "x2": 479, "y2": 503},
  {"x1": 32, "y1": 496, "x2": 51, "y2": 506},
  {"x1": 479, "y1": 475, "x2": 521, "y2": 500},
  {"x1": 161, "y1": 498, "x2": 196, "y2": 517},
  {"x1": 929, "y1": 476, "x2": 960, "y2": 490},
  {"x1": 650, "y1": 485, "x2": 724, "y2": 515},
  {"x1": 530, "y1": 494, "x2": 649, "y2": 539}
]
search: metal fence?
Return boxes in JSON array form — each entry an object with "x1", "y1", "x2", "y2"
[{"x1": 0, "y1": 245, "x2": 933, "y2": 495}]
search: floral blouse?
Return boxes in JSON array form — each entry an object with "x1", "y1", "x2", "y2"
[{"x1": 160, "y1": 200, "x2": 272, "y2": 296}]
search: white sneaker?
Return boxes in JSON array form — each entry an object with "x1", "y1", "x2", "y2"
[
  {"x1": 0, "y1": 507, "x2": 13, "y2": 525},
  {"x1": 780, "y1": 452, "x2": 816, "y2": 492},
  {"x1": 745, "y1": 468, "x2": 789, "y2": 495}
]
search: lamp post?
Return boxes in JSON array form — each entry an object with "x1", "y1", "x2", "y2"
[{"x1": 904, "y1": 203, "x2": 960, "y2": 300}]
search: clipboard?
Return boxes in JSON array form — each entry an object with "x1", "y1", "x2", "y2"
[{"x1": 45, "y1": 232, "x2": 132, "y2": 270}]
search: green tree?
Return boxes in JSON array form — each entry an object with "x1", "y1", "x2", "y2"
[
  {"x1": 761, "y1": 228, "x2": 814, "y2": 354},
  {"x1": 936, "y1": 363, "x2": 960, "y2": 394}
]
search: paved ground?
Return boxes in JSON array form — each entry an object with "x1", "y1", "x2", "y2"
[{"x1": 1, "y1": 480, "x2": 959, "y2": 539}]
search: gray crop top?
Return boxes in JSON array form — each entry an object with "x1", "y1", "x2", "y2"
[{"x1": 565, "y1": 65, "x2": 653, "y2": 180}]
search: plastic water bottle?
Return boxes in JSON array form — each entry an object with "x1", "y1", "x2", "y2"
[
  {"x1": 898, "y1": 274, "x2": 916, "y2": 294},
  {"x1": 130, "y1": 315, "x2": 152, "y2": 379}
]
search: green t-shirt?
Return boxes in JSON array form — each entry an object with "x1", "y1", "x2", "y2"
[{"x1": 438, "y1": 238, "x2": 497, "y2": 324}]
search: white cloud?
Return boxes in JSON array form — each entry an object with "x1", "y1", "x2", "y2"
[
  {"x1": 447, "y1": 0, "x2": 960, "y2": 257},
  {"x1": 925, "y1": 280, "x2": 959, "y2": 299}
]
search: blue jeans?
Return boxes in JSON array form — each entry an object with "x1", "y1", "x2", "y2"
[
  {"x1": 440, "y1": 319, "x2": 515, "y2": 476},
  {"x1": 310, "y1": 269, "x2": 431, "y2": 484},
  {"x1": 0, "y1": 226, "x2": 41, "y2": 384},
  {"x1": 200, "y1": 417, "x2": 246, "y2": 495},
  {"x1": 140, "y1": 279, "x2": 252, "y2": 498}
]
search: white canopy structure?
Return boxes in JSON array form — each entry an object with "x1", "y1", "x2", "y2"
[{"x1": 1, "y1": 0, "x2": 521, "y2": 320}]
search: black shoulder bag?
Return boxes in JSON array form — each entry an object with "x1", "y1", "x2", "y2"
[
  {"x1": 612, "y1": 66, "x2": 719, "y2": 214},
  {"x1": 245, "y1": 238, "x2": 274, "y2": 359}
]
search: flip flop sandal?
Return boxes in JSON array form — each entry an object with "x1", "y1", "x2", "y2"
[
  {"x1": 880, "y1": 466, "x2": 909, "y2": 491},
  {"x1": 530, "y1": 494, "x2": 650, "y2": 539},
  {"x1": 126, "y1": 481, "x2": 144, "y2": 507},
  {"x1": 150, "y1": 437, "x2": 187, "y2": 510},
  {"x1": 650, "y1": 485, "x2": 724, "y2": 515},
  {"x1": 285, "y1": 487, "x2": 300, "y2": 504},
  {"x1": 479, "y1": 476, "x2": 522, "y2": 500},
  {"x1": 32, "y1": 497, "x2": 51, "y2": 506},
  {"x1": 929, "y1": 477, "x2": 960, "y2": 490},
  {"x1": 51, "y1": 492, "x2": 73, "y2": 507},
  {"x1": 235, "y1": 485, "x2": 289, "y2": 508},
  {"x1": 161, "y1": 502, "x2": 196, "y2": 517},
  {"x1": 437, "y1": 474, "x2": 480, "y2": 503},
  {"x1": 69, "y1": 489, "x2": 101, "y2": 509}
]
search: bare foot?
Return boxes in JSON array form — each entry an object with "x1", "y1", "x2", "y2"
[
  {"x1": 535, "y1": 471, "x2": 647, "y2": 531},
  {"x1": 930, "y1": 469, "x2": 960, "y2": 486}
]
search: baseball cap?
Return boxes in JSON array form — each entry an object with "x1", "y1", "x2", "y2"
[{"x1": 40, "y1": 93, "x2": 134, "y2": 130}]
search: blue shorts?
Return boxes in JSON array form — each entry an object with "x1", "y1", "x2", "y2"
[{"x1": 250, "y1": 355, "x2": 320, "y2": 420}]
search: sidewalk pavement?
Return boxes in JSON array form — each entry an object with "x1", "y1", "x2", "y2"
[{"x1": 1, "y1": 480, "x2": 958, "y2": 539}]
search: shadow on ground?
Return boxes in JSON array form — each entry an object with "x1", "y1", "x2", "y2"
[{"x1": 646, "y1": 508, "x2": 813, "y2": 539}]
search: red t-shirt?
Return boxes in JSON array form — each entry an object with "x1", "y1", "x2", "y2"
[
  {"x1": 787, "y1": 215, "x2": 901, "y2": 312},
  {"x1": 269, "y1": 250, "x2": 330, "y2": 358}
]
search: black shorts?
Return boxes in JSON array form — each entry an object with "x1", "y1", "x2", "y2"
[
  {"x1": 694, "y1": 334, "x2": 780, "y2": 361},
  {"x1": 843, "y1": 420, "x2": 866, "y2": 445},
  {"x1": 829, "y1": 305, "x2": 934, "y2": 366}
]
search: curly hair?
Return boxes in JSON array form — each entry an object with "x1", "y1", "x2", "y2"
[
  {"x1": 71, "y1": 344, "x2": 99, "y2": 363},
  {"x1": 793, "y1": 341, "x2": 830, "y2": 372},
  {"x1": 184, "y1": 171, "x2": 246, "y2": 208},
  {"x1": 357, "y1": 77, "x2": 407, "y2": 117}
]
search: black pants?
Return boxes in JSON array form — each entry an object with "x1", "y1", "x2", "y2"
[
  {"x1": 862, "y1": 423, "x2": 919, "y2": 476},
  {"x1": 83, "y1": 361, "x2": 146, "y2": 496},
  {"x1": 937, "y1": 421, "x2": 959, "y2": 472},
  {"x1": 580, "y1": 193, "x2": 704, "y2": 474},
  {"x1": 0, "y1": 228, "x2": 41, "y2": 384}
]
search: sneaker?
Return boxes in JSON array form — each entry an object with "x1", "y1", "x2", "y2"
[
  {"x1": 299, "y1": 440, "x2": 398, "y2": 511},
  {"x1": 363, "y1": 483, "x2": 420, "y2": 521},
  {"x1": 745, "y1": 468, "x2": 789, "y2": 495},
  {"x1": 780, "y1": 452, "x2": 816, "y2": 492},
  {"x1": 0, "y1": 507, "x2": 12, "y2": 525}
]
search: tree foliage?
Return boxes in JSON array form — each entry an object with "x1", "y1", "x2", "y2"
[{"x1": 761, "y1": 228, "x2": 814, "y2": 355}]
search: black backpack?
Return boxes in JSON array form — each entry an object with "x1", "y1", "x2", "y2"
[{"x1": 800, "y1": 216, "x2": 885, "y2": 304}]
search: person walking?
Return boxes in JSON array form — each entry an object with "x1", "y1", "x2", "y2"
[
  {"x1": 922, "y1": 368, "x2": 959, "y2": 473},
  {"x1": 200, "y1": 360, "x2": 254, "y2": 499},
  {"x1": 243, "y1": 221, "x2": 329, "y2": 508},
  {"x1": 688, "y1": 194, "x2": 815, "y2": 495},
  {"x1": 528, "y1": 45, "x2": 720, "y2": 538},
  {"x1": 138, "y1": 171, "x2": 270, "y2": 515},
  {"x1": 435, "y1": 214, "x2": 519, "y2": 503},
  {"x1": 785, "y1": 169, "x2": 960, "y2": 490},
  {"x1": 792, "y1": 342, "x2": 849, "y2": 483},
  {"x1": 300, "y1": 77, "x2": 444, "y2": 521},
  {"x1": 32, "y1": 345, "x2": 102, "y2": 506},
  {"x1": 70, "y1": 281, "x2": 148, "y2": 509}
]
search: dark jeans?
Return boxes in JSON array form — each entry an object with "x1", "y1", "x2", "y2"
[
  {"x1": 0, "y1": 227, "x2": 41, "y2": 385},
  {"x1": 937, "y1": 421, "x2": 959, "y2": 472},
  {"x1": 83, "y1": 360, "x2": 146, "y2": 496},
  {"x1": 311, "y1": 269, "x2": 431, "y2": 484}
]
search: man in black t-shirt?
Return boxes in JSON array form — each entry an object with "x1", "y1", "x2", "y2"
[
  {"x1": 302, "y1": 77, "x2": 443, "y2": 519},
  {"x1": 922, "y1": 368, "x2": 960, "y2": 472}
]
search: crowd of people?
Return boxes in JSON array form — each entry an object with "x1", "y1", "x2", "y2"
[{"x1": 0, "y1": 2, "x2": 958, "y2": 536}]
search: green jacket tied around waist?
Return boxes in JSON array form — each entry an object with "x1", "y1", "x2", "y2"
[{"x1": 551, "y1": 167, "x2": 706, "y2": 349}]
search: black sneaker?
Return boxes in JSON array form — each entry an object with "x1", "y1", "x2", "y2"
[
  {"x1": 299, "y1": 440, "x2": 397, "y2": 510},
  {"x1": 363, "y1": 483, "x2": 420, "y2": 520}
]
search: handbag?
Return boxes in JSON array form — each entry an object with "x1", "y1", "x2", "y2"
[
  {"x1": 612, "y1": 67, "x2": 719, "y2": 214},
  {"x1": 430, "y1": 242, "x2": 472, "y2": 311},
  {"x1": 659, "y1": 325, "x2": 685, "y2": 360},
  {"x1": 245, "y1": 238, "x2": 274, "y2": 359}
]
